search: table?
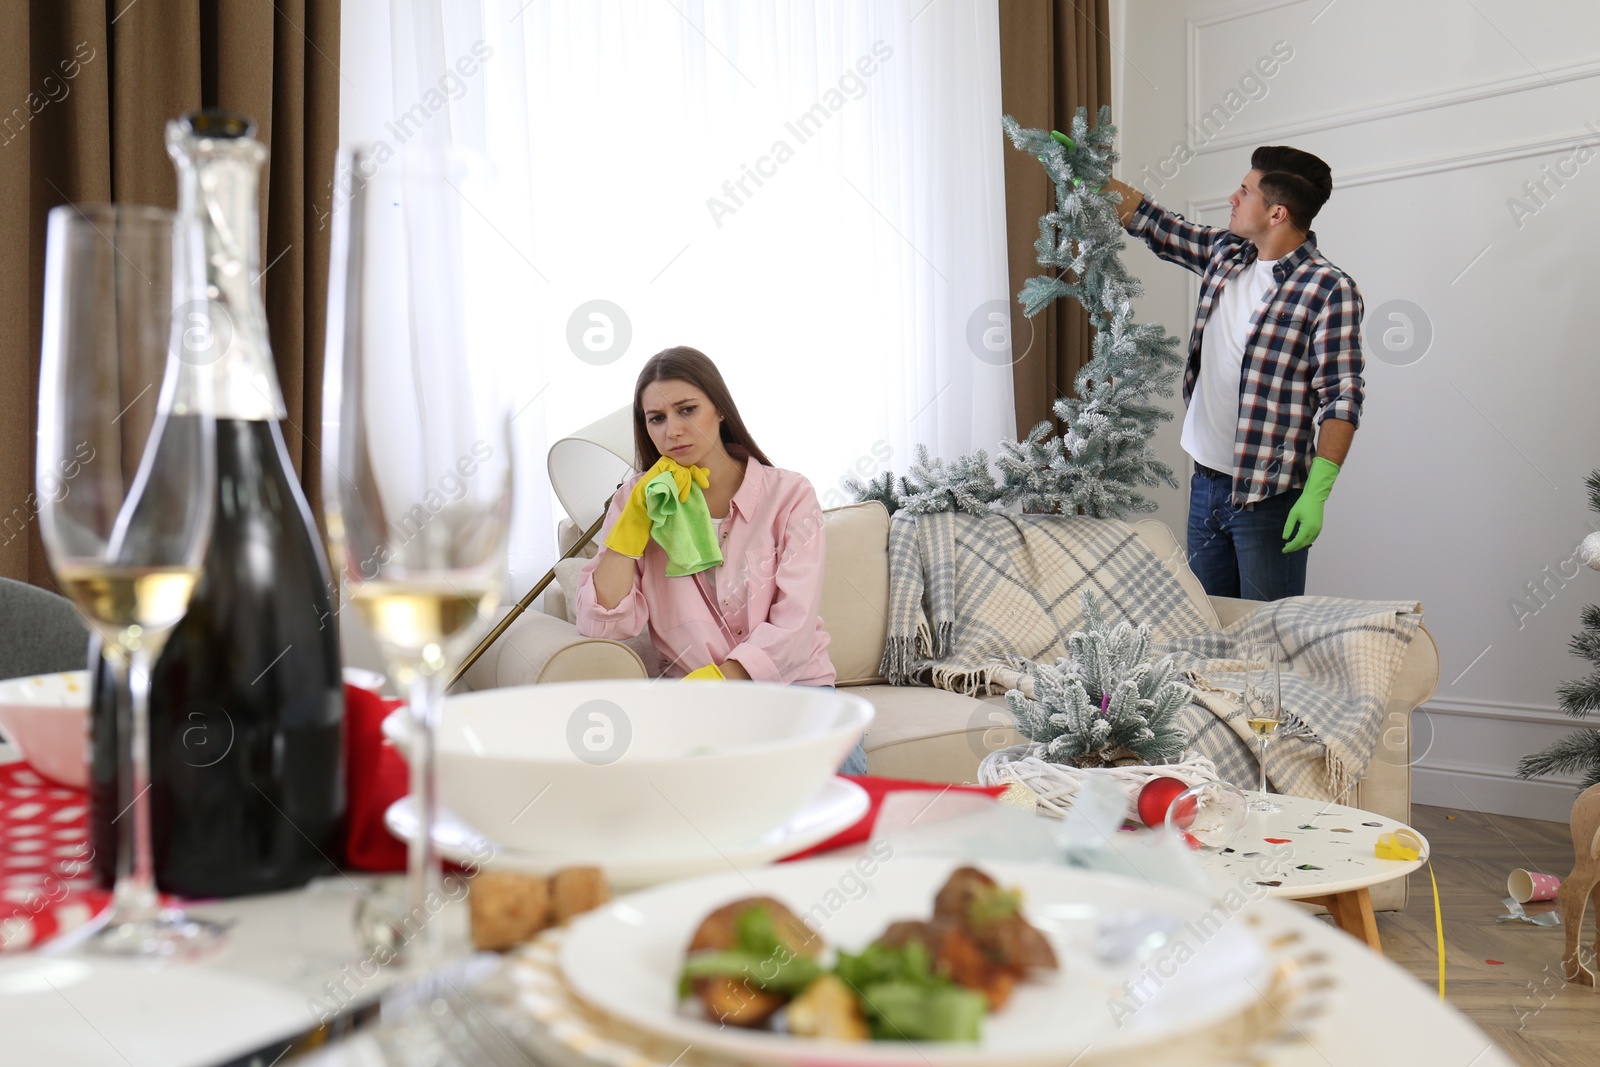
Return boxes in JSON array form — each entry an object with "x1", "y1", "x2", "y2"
[
  {"x1": 1199, "y1": 793, "x2": 1428, "y2": 954},
  {"x1": 0, "y1": 755, "x2": 1488, "y2": 1067}
]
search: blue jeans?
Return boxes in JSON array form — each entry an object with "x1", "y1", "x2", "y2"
[
  {"x1": 1186, "y1": 465, "x2": 1307, "y2": 602},
  {"x1": 821, "y1": 683, "x2": 870, "y2": 775}
]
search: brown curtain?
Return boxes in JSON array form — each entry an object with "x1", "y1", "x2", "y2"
[
  {"x1": 0, "y1": 0, "x2": 340, "y2": 589},
  {"x1": 999, "y1": 0, "x2": 1111, "y2": 437}
]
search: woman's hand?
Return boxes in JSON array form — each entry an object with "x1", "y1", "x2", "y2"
[{"x1": 603, "y1": 457, "x2": 712, "y2": 558}]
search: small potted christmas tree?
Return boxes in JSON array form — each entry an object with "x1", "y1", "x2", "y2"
[{"x1": 980, "y1": 592, "x2": 1213, "y2": 815}]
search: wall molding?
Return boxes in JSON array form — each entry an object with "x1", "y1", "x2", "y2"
[
  {"x1": 1187, "y1": 51, "x2": 1600, "y2": 156},
  {"x1": 1413, "y1": 762, "x2": 1582, "y2": 824},
  {"x1": 1186, "y1": 0, "x2": 1313, "y2": 29},
  {"x1": 1188, "y1": 124, "x2": 1600, "y2": 214},
  {"x1": 1419, "y1": 697, "x2": 1575, "y2": 730}
]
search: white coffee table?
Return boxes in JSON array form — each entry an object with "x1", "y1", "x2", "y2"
[{"x1": 1197, "y1": 792, "x2": 1428, "y2": 953}]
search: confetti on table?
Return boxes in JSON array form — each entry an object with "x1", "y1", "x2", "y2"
[
  {"x1": 1331, "y1": 827, "x2": 1353, "y2": 833},
  {"x1": 1362, "y1": 821, "x2": 1382, "y2": 827},
  {"x1": 1298, "y1": 824, "x2": 1317, "y2": 830},
  {"x1": 1265, "y1": 838, "x2": 1292, "y2": 844},
  {"x1": 1295, "y1": 864, "x2": 1324, "y2": 871},
  {"x1": 1256, "y1": 880, "x2": 1283, "y2": 887}
]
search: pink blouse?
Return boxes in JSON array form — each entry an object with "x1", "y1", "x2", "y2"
[{"x1": 574, "y1": 458, "x2": 836, "y2": 686}]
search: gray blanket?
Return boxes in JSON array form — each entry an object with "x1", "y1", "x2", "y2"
[
  {"x1": 882, "y1": 512, "x2": 1420, "y2": 801},
  {"x1": 1159, "y1": 597, "x2": 1423, "y2": 803},
  {"x1": 881, "y1": 511, "x2": 1214, "y2": 693}
]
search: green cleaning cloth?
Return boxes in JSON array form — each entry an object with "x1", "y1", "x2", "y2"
[{"x1": 644, "y1": 470, "x2": 723, "y2": 577}]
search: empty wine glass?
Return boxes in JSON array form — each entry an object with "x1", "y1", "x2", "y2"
[
  {"x1": 36, "y1": 204, "x2": 222, "y2": 956},
  {"x1": 323, "y1": 144, "x2": 514, "y2": 965},
  {"x1": 1164, "y1": 780, "x2": 1249, "y2": 852},
  {"x1": 1242, "y1": 643, "x2": 1283, "y2": 813}
]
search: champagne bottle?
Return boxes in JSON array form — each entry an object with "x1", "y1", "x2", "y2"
[{"x1": 88, "y1": 111, "x2": 345, "y2": 898}]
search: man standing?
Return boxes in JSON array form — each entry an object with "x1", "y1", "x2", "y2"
[{"x1": 1104, "y1": 147, "x2": 1363, "y2": 601}]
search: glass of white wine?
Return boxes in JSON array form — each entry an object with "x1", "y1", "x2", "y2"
[
  {"x1": 324, "y1": 143, "x2": 514, "y2": 964},
  {"x1": 1242, "y1": 643, "x2": 1283, "y2": 813},
  {"x1": 36, "y1": 204, "x2": 221, "y2": 955}
]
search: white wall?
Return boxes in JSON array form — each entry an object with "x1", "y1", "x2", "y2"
[{"x1": 1112, "y1": 0, "x2": 1600, "y2": 820}]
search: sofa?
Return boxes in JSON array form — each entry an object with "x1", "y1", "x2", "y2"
[{"x1": 459, "y1": 501, "x2": 1440, "y2": 911}]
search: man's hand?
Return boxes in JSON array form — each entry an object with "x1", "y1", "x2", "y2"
[
  {"x1": 1103, "y1": 177, "x2": 1144, "y2": 228},
  {"x1": 1282, "y1": 457, "x2": 1341, "y2": 553}
]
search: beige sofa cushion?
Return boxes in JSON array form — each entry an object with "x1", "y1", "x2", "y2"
[{"x1": 819, "y1": 502, "x2": 892, "y2": 685}]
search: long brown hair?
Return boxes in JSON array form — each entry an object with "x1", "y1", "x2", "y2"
[{"x1": 632, "y1": 346, "x2": 773, "y2": 470}]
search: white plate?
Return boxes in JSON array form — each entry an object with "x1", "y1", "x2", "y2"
[
  {"x1": 0, "y1": 956, "x2": 309, "y2": 1067},
  {"x1": 559, "y1": 857, "x2": 1275, "y2": 1067},
  {"x1": 384, "y1": 776, "x2": 870, "y2": 890}
]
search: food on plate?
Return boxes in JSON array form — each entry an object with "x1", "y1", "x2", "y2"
[
  {"x1": 681, "y1": 897, "x2": 824, "y2": 1026},
  {"x1": 677, "y1": 865, "x2": 1058, "y2": 1042},
  {"x1": 787, "y1": 975, "x2": 870, "y2": 1040},
  {"x1": 470, "y1": 866, "x2": 610, "y2": 951}
]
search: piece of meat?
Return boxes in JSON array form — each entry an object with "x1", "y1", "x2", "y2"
[
  {"x1": 876, "y1": 920, "x2": 935, "y2": 950},
  {"x1": 686, "y1": 896, "x2": 822, "y2": 957},
  {"x1": 873, "y1": 917, "x2": 1015, "y2": 1010},
  {"x1": 693, "y1": 976, "x2": 787, "y2": 1027},
  {"x1": 972, "y1": 912, "x2": 1058, "y2": 973},
  {"x1": 932, "y1": 866, "x2": 999, "y2": 924}
]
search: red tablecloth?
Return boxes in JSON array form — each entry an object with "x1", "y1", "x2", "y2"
[{"x1": 0, "y1": 762, "x2": 106, "y2": 951}]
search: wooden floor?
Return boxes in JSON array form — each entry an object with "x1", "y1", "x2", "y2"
[{"x1": 1369, "y1": 803, "x2": 1598, "y2": 1067}]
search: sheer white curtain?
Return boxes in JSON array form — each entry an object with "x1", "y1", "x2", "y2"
[{"x1": 347, "y1": 0, "x2": 1014, "y2": 593}]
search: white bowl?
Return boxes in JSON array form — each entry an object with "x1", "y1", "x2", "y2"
[
  {"x1": 382, "y1": 679, "x2": 873, "y2": 859},
  {"x1": 0, "y1": 671, "x2": 90, "y2": 788}
]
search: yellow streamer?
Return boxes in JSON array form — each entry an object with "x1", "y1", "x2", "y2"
[
  {"x1": 1429, "y1": 860, "x2": 1445, "y2": 1000},
  {"x1": 1374, "y1": 829, "x2": 1423, "y2": 861}
]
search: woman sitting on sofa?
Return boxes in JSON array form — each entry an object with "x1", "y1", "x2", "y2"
[{"x1": 575, "y1": 345, "x2": 867, "y2": 774}]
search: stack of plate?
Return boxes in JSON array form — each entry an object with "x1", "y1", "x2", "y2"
[{"x1": 383, "y1": 679, "x2": 875, "y2": 889}]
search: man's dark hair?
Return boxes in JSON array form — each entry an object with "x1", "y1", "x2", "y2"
[{"x1": 1250, "y1": 145, "x2": 1333, "y2": 233}]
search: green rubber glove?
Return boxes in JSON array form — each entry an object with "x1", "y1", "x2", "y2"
[
  {"x1": 1282, "y1": 456, "x2": 1340, "y2": 553},
  {"x1": 605, "y1": 456, "x2": 706, "y2": 558}
]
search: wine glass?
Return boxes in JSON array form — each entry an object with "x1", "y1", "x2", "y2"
[
  {"x1": 324, "y1": 144, "x2": 514, "y2": 964},
  {"x1": 1164, "y1": 779, "x2": 1249, "y2": 852},
  {"x1": 1242, "y1": 643, "x2": 1283, "y2": 813},
  {"x1": 36, "y1": 203, "x2": 222, "y2": 955}
]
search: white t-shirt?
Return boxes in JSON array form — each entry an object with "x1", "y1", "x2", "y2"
[{"x1": 1181, "y1": 256, "x2": 1280, "y2": 473}]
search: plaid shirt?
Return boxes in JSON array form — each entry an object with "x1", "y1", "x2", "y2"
[{"x1": 1127, "y1": 198, "x2": 1365, "y2": 506}]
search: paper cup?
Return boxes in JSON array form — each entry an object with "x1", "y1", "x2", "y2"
[{"x1": 1508, "y1": 868, "x2": 1561, "y2": 903}]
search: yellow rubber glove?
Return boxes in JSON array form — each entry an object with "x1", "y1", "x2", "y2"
[
  {"x1": 604, "y1": 456, "x2": 675, "y2": 558},
  {"x1": 683, "y1": 663, "x2": 725, "y2": 681},
  {"x1": 604, "y1": 457, "x2": 712, "y2": 557}
]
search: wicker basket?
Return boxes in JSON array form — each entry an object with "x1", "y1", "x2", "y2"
[{"x1": 977, "y1": 744, "x2": 1221, "y2": 820}]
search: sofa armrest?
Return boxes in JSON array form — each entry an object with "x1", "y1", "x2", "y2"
[
  {"x1": 1207, "y1": 594, "x2": 1259, "y2": 628},
  {"x1": 457, "y1": 611, "x2": 647, "y2": 690}
]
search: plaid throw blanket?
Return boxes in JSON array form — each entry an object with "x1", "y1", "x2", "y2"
[
  {"x1": 880, "y1": 511, "x2": 1215, "y2": 694},
  {"x1": 882, "y1": 512, "x2": 1421, "y2": 803},
  {"x1": 1159, "y1": 597, "x2": 1423, "y2": 803}
]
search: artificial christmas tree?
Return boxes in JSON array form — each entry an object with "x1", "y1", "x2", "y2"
[
  {"x1": 849, "y1": 107, "x2": 1186, "y2": 520},
  {"x1": 1518, "y1": 470, "x2": 1600, "y2": 790}
]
